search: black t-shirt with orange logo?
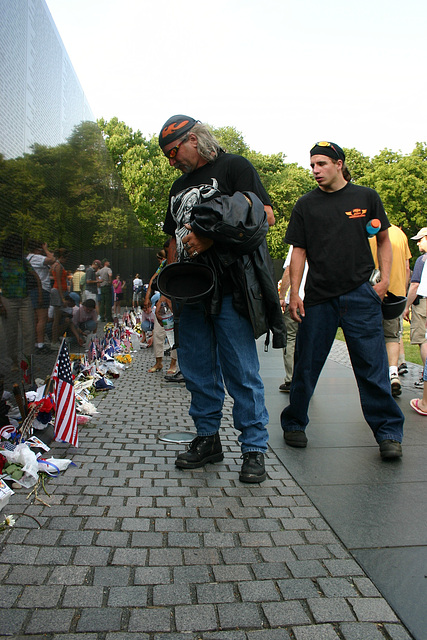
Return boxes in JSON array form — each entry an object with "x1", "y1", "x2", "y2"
[{"x1": 285, "y1": 182, "x2": 390, "y2": 306}]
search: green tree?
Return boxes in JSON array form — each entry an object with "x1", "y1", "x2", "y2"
[
  {"x1": 343, "y1": 147, "x2": 372, "y2": 183},
  {"x1": 358, "y1": 144, "x2": 427, "y2": 250},
  {"x1": 98, "y1": 117, "x2": 146, "y2": 174},
  {"x1": 0, "y1": 121, "x2": 142, "y2": 251},
  {"x1": 211, "y1": 125, "x2": 250, "y2": 155},
  {"x1": 98, "y1": 119, "x2": 427, "y2": 264},
  {"x1": 265, "y1": 163, "x2": 314, "y2": 258},
  {"x1": 99, "y1": 118, "x2": 174, "y2": 247},
  {"x1": 211, "y1": 125, "x2": 314, "y2": 258}
]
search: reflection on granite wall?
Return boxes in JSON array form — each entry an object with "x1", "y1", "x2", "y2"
[{"x1": 0, "y1": 0, "x2": 148, "y2": 395}]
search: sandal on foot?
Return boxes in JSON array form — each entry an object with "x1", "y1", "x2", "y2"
[
  {"x1": 166, "y1": 367, "x2": 177, "y2": 375},
  {"x1": 410, "y1": 398, "x2": 427, "y2": 416},
  {"x1": 148, "y1": 365, "x2": 163, "y2": 373}
]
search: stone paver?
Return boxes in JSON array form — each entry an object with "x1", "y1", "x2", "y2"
[{"x1": 0, "y1": 341, "x2": 413, "y2": 639}]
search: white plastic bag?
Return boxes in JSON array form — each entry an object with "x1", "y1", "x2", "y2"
[{"x1": 1, "y1": 443, "x2": 39, "y2": 487}]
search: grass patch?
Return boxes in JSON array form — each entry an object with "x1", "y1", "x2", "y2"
[{"x1": 335, "y1": 323, "x2": 422, "y2": 366}]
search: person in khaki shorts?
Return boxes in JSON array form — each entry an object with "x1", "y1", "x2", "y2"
[
  {"x1": 403, "y1": 228, "x2": 427, "y2": 387},
  {"x1": 370, "y1": 224, "x2": 411, "y2": 397}
]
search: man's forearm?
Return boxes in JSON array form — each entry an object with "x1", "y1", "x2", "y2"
[
  {"x1": 289, "y1": 247, "x2": 306, "y2": 294},
  {"x1": 265, "y1": 205, "x2": 275, "y2": 226},
  {"x1": 406, "y1": 282, "x2": 420, "y2": 307}
]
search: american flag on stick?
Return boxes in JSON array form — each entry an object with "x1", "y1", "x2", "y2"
[{"x1": 52, "y1": 339, "x2": 78, "y2": 447}]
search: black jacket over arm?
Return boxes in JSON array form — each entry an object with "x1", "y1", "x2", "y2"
[{"x1": 190, "y1": 191, "x2": 286, "y2": 349}]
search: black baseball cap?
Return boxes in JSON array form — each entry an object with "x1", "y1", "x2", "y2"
[{"x1": 310, "y1": 141, "x2": 345, "y2": 162}]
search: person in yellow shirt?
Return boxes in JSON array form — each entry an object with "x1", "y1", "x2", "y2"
[{"x1": 370, "y1": 223, "x2": 411, "y2": 397}]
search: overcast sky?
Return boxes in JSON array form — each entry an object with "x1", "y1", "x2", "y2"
[{"x1": 45, "y1": 0, "x2": 426, "y2": 169}]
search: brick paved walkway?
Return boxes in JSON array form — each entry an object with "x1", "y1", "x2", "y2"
[{"x1": 0, "y1": 343, "x2": 414, "y2": 639}]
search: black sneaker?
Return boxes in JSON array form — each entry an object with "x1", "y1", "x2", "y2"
[
  {"x1": 175, "y1": 433, "x2": 223, "y2": 469},
  {"x1": 279, "y1": 382, "x2": 291, "y2": 393},
  {"x1": 398, "y1": 362, "x2": 408, "y2": 376},
  {"x1": 283, "y1": 430, "x2": 308, "y2": 448},
  {"x1": 379, "y1": 439, "x2": 402, "y2": 460},
  {"x1": 239, "y1": 452, "x2": 266, "y2": 483}
]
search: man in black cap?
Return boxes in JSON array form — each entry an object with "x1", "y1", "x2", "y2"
[
  {"x1": 158, "y1": 114, "x2": 285, "y2": 483},
  {"x1": 281, "y1": 141, "x2": 404, "y2": 460}
]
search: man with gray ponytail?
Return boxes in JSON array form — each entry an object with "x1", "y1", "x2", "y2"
[{"x1": 158, "y1": 114, "x2": 285, "y2": 483}]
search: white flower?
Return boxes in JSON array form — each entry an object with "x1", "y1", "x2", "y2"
[{"x1": 4, "y1": 515, "x2": 16, "y2": 527}]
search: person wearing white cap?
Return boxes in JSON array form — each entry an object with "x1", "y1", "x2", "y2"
[{"x1": 72, "y1": 264, "x2": 86, "y2": 295}]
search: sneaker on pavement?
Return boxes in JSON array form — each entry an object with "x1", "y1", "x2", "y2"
[
  {"x1": 414, "y1": 375, "x2": 424, "y2": 389},
  {"x1": 390, "y1": 373, "x2": 402, "y2": 397},
  {"x1": 279, "y1": 381, "x2": 291, "y2": 393},
  {"x1": 283, "y1": 430, "x2": 308, "y2": 448},
  {"x1": 398, "y1": 362, "x2": 408, "y2": 375},
  {"x1": 239, "y1": 452, "x2": 266, "y2": 483},
  {"x1": 379, "y1": 439, "x2": 402, "y2": 460}
]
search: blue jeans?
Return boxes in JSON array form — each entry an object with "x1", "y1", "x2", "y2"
[
  {"x1": 281, "y1": 282, "x2": 404, "y2": 444},
  {"x1": 178, "y1": 294, "x2": 269, "y2": 453}
]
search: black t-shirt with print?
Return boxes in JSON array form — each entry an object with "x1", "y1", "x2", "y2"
[
  {"x1": 285, "y1": 182, "x2": 390, "y2": 306},
  {"x1": 163, "y1": 152, "x2": 271, "y2": 259}
]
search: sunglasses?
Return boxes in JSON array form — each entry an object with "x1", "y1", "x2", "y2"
[
  {"x1": 311, "y1": 141, "x2": 340, "y2": 157},
  {"x1": 164, "y1": 136, "x2": 188, "y2": 159}
]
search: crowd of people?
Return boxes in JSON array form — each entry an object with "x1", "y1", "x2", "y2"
[
  {"x1": 0, "y1": 243, "x2": 103, "y2": 370},
  {"x1": 0, "y1": 242, "x2": 174, "y2": 382}
]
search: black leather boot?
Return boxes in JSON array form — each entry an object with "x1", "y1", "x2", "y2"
[
  {"x1": 175, "y1": 433, "x2": 223, "y2": 469},
  {"x1": 239, "y1": 452, "x2": 266, "y2": 483}
]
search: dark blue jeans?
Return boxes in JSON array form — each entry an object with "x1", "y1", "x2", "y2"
[
  {"x1": 281, "y1": 282, "x2": 404, "y2": 444},
  {"x1": 178, "y1": 294, "x2": 269, "y2": 453}
]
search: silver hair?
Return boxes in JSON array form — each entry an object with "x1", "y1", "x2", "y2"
[{"x1": 189, "y1": 123, "x2": 223, "y2": 162}]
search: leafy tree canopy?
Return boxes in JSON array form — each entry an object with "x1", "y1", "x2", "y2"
[
  {"x1": 98, "y1": 117, "x2": 427, "y2": 261},
  {"x1": 0, "y1": 120, "x2": 143, "y2": 251}
]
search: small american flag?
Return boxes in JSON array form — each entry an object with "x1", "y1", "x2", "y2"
[
  {"x1": 52, "y1": 340, "x2": 78, "y2": 447},
  {"x1": 88, "y1": 340, "x2": 97, "y2": 363}
]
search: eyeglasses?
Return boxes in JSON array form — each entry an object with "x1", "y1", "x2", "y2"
[
  {"x1": 164, "y1": 136, "x2": 188, "y2": 159},
  {"x1": 311, "y1": 141, "x2": 340, "y2": 157}
]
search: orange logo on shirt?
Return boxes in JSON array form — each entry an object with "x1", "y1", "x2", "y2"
[{"x1": 345, "y1": 208, "x2": 367, "y2": 218}]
